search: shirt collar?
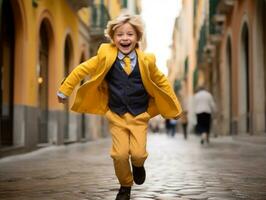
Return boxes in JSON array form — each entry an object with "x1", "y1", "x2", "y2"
[{"x1": 118, "y1": 50, "x2": 136, "y2": 60}]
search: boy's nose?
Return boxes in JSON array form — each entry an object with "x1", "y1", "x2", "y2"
[{"x1": 122, "y1": 35, "x2": 128, "y2": 40}]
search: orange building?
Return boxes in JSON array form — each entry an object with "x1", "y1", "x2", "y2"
[
  {"x1": 209, "y1": 0, "x2": 266, "y2": 136},
  {"x1": 171, "y1": 0, "x2": 266, "y2": 136},
  {"x1": 0, "y1": 0, "x2": 141, "y2": 157},
  {"x1": 0, "y1": 0, "x2": 93, "y2": 157}
]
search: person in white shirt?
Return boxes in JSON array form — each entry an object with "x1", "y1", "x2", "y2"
[{"x1": 193, "y1": 86, "x2": 216, "y2": 144}]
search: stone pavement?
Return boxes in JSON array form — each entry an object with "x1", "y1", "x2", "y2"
[{"x1": 0, "y1": 133, "x2": 266, "y2": 200}]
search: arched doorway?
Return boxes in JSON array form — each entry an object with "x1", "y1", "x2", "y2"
[
  {"x1": 38, "y1": 20, "x2": 52, "y2": 144},
  {"x1": 226, "y1": 37, "x2": 233, "y2": 135},
  {"x1": 239, "y1": 23, "x2": 250, "y2": 134},
  {"x1": 63, "y1": 35, "x2": 73, "y2": 142},
  {"x1": 0, "y1": 0, "x2": 15, "y2": 146}
]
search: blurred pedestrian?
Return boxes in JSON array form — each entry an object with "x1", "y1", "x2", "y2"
[
  {"x1": 149, "y1": 118, "x2": 159, "y2": 133},
  {"x1": 193, "y1": 86, "x2": 216, "y2": 144},
  {"x1": 149, "y1": 115, "x2": 163, "y2": 133},
  {"x1": 180, "y1": 110, "x2": 188, "y2": 139},
  {"x1": 57, "y1": 13, "x2": 182, "y2": 200},
  {"x1": 180, "y1": 96, "x2": 188, "y2": 139},
  {"x1": 165, "y1": 119, "x2": 170, "y2": 135},
  {"x1": 168, "y1": 119, "x2": 177, "y2": 137}
]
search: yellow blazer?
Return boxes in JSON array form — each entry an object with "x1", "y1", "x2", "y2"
[{"x1": 59, "y1": 44, "x2": 182, "y2": 118}]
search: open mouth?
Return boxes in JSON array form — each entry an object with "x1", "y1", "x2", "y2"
[{"x1": 120, "y1": 43, "x2": 131, "y2": 48}]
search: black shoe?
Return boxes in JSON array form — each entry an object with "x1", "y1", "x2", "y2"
[
  {"x1": 115, "y1": 186, "x2": 131, "y2": 200},
  {"x1": 132, "y1": 165, "x2": 146, "y2": 185}
]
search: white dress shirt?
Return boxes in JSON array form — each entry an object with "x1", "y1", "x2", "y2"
[{"x1": 117, "y1": 50, "x2": 137, "y2": 71}]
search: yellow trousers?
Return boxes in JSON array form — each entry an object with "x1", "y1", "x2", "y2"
[{"x1": 105, "y1": 110, "x2": 150, "y2": 187}]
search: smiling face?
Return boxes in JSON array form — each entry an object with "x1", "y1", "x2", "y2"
[{"x1": 113, "y1": 22, "x2": 138, "y2": 55}]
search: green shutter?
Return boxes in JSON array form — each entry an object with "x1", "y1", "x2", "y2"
[
  {"x1": 174, "y1": 79, "x2": 181, "y2": 94},
  {"x1": 121, "y1": 0, "x2": 127, "y2": 8},
  {"x1": 184, "y1": 57, "x2": 189, "y2": 79},
  {"x1": 209, "y1": 0, "x2": 219, "y2": 34},
  {"x1": 197, "y1": 22, "x2": 207, "y2": 63},
  {"x1": 91, "y1": 3, "x2": 110, "y2": 28},
  {"x1": 193, "y1": 0, "x2": 198, "y2": 19},
  {"x1": 193, "y1": 67, "x2": 198, "y2": 92}
]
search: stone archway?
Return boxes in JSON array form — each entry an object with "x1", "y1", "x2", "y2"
[
  {"x1": 37, "y1": 16, "x2": 55, "y2": 145},
  {"x1": 38, "y1": 20, "x2": 50, "y2": 144},
  {"x1": 63, "y1": 34, "x2": 73, "y2": 142},
  {"x1": 239, "y1": 22, "x2": 250, "y2": 134},
  {"x1": 226, "y1": 36, "x2": 233, "y2": 135}
]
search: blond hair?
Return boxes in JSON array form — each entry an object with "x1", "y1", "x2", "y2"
[{"x1": 105, "y1": 13, "x2": 144, "y2": 42}]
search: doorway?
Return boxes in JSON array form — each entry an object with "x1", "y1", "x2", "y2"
[
  {"x1": 239, "y1": 23, "x2": 250, "y2": 134},
  {"x1": 63, "y1": 35, "x2": 73, "y2": 142},
  {"x1": 0, "y1": 0, "x2": 15, "y2": 147},
  {"x1": 226, "y1": 37, "x2": 233, "y2": 134},
  {"x1": 38, "y1": 20, "x2": 50, "y2": 144}
]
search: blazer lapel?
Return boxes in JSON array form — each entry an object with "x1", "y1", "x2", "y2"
[
  {"x1": 136, "y1": 48, "x2": 154, "y2": 97},
  {"x1": 91, "y1": 44, "x2": 117, "y2": 83},
  {"x1": 105, "y1": 44, "x2": 117, "y2": 72}
]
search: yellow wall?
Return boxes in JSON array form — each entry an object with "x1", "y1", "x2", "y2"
[
  {"x1": 78, "y1": 8, "x2": 90, "y2": 26},
  {"x1": 15, "y1": 0, "x2": 82, "y2": 110},
  {"x1": 107, "y1": 0, "x2": 122, "y2": 19}
]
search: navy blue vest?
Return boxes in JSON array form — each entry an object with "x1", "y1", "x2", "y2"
[{"x1": 105, "y1": 59, "x2": 149, "y2": 116}]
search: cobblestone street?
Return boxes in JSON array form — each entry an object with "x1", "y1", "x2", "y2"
[{"x1": 0, "y1": 133, "x2": 266, "y2": 200}]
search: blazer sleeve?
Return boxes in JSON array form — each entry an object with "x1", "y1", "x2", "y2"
[
  {"x1": 59, "y1": 55, "x2": 99, "y2": 97},
  {"x1": 147, "y1": 53, "x2": 182, "y2": 118},
  {"x1": 147, "y1": 54, "x2": 175, "y2": 95}
]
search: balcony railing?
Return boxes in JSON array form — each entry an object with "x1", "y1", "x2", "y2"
[
  {"x1": 209, "y1": 0, "x2": 225, "y2": 45},
  {"x1": 217, "y1": 0, "x2": 236, "y2": 15},
  {"x1": 209, "y1": 0, "x2": 219, "y2": 35},
  {"x1": 197, "y1": 22, "x2": 207, "y2": 63},
  {"x1": 90, "y1": 3, "x2": 110, "y2": 34},
  {"x1": 66, "y1": 0, "x2": 93, "y2": 11}
]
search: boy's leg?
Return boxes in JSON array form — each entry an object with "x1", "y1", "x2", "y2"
[
  {"x1": 106, "y1": 111, "x2": 133, "y2": 187},
  {"x1": 183, "y1": 123, "x2": 187, "y2": 139},
  {"x1": 171, "y1": 125, "x2": 176, "y2": 137},
  {"x1": 127, "y1": 112, "x2": 150, "y2": 185},
  {"x1": 128, "y1": 112, "x2": 149, "y2": 167},
  {"x1": 206, "y1": 132, "x2": 210, "y2": 143},
  {"x1": 126, "y1": 112, "x2": 149, "y2": 185}
]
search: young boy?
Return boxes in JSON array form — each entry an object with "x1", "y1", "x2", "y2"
[{"x1": 58, "y1": 14, "x2": 182, "y2": 200}]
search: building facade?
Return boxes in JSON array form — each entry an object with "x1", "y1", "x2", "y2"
[
  {"x1": 0, "y1": 0, "x2": 141, "y2": 157},
  {"x1": 212, "y1": 0, "x2": 266, "y2": 136},
  {"x1": 168, "y1": 0, "x2": 199, "y2": 130},
  {"x1": 0, "y1": 0, "x2": 94, "y2": 157},
  {"x1": 170, "y1": 0, "x2": 266, "y2": 136}
]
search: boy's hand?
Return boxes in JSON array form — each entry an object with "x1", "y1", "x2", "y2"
[
  {"x1": 57, "y1": 91, "x2": 68, "y2": 104},
  {"x1": 57, "y1": 96, "x2": 68, "y2": 104}
]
